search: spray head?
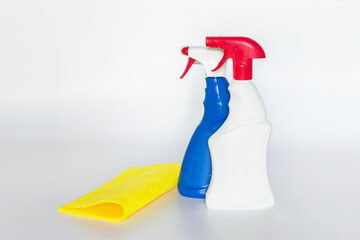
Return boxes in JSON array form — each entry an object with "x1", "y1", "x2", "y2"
[
  {"x1": 180, "y1": 46, "x2": 226, "y2": 79},
  {"x1": 206, "y1": 36, "x2": 265, "y2": 80}
]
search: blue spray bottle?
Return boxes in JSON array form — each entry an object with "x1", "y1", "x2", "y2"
[{"x1": 178, "y1": 46, "x2": 230, "y2": 198}]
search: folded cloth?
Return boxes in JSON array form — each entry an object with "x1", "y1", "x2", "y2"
[{"x1": 58, "y1": 163, "x2": 181, "y2": 221}]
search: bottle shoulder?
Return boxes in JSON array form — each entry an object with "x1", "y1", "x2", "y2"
[{"x1": 226, "y1": 81, "x2": 268, "y2": 122}]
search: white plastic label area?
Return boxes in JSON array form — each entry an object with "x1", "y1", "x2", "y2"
[{"x1": 206, "y1": 80, "x2": 275, "y2": 209}]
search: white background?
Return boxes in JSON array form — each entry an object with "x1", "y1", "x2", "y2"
[{"x1": 1, "y1": 0, "x2": 360, "y2": 239}]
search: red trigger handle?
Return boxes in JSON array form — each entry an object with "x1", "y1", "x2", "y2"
[
  {"x1": 212, "y1": 50, "x2": 230, "y2": 72},
  {"x1": 180, "y1": 46, "x2": 196, "y2": 79},
  {"x1": 180, "y1": 57, "x2": 196, "y2": 79}
]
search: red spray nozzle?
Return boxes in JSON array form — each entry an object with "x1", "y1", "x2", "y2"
[
  {"x1": 181, "y1": 46, "x2": 189, "y2": 55},
  {"x1": 206, "y1": 37, "x2": 265, "y2": 80}
]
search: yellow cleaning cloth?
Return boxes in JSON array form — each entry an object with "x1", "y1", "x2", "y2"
[{"x1": 58, "y1": 163, "x2": 181, "y2": 221}]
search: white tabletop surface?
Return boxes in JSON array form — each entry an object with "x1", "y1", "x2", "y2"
[{"x1": 1, "y1": 136, "x2": 359, "y2": 240}]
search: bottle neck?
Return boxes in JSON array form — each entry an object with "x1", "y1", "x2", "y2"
[
  {"x1": 205, "y1": 76, "x2": 227, "y2": 87},
  {"x1": 204, "y1": 77, "x2": 229, "y2": 102},
  {"x1": 201, "y1": 77, "x2": 230, "y2": 122}
]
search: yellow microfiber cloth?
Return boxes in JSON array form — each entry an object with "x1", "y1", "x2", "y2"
[{"x1": 58, "y1": 163, "x2": 181, "y2": 221}]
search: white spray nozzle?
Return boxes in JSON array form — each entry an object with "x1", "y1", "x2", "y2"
[{"x1": 180, "y1": 46, "x2": 226, "y2": 79}]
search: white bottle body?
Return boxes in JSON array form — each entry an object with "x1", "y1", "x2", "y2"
[{"x1": 206, "y1": 80, "x2": 274, "y2": 210}]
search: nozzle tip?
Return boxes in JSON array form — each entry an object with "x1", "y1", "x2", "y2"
[{"x1": 181, "y1": 46, "x2": 189, "y2": 55}]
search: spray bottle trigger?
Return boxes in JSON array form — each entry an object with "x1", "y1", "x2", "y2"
[
  {"x1": 212, "y1": 50, "x2": 231, "y2": 72},
  {"x1": 180, "y1": 57, "x2": 196, "y2": 79}
]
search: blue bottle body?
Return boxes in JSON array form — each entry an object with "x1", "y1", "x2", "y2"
[{"x1": 178, "y1": 77, "x2": 230, "y2": 198}]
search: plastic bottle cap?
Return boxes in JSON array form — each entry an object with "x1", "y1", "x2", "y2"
[{"x1": 206, "y1": 37, "x2": 266, "y2": 80}]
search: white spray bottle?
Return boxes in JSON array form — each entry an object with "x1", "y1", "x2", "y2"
[{"x1": 205, "y1": 36, "x2": 275, "y2": 209}]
